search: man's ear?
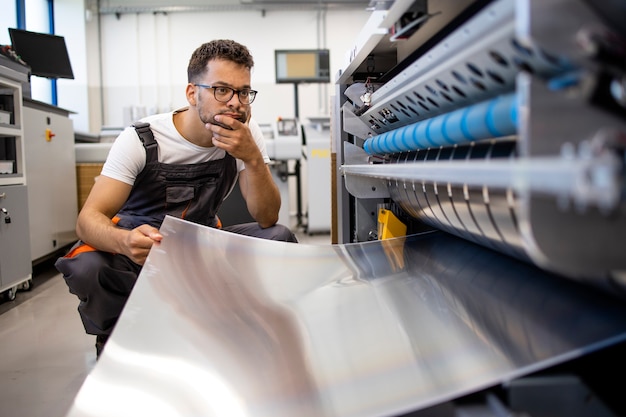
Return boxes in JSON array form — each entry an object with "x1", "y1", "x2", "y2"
[{"x1": 186, "y1": 83, "x2": 197, "y2": 106}]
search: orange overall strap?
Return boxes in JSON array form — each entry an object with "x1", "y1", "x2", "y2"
[{"x1": 65, "y1": 243, "x2": 97, "y2": 258}]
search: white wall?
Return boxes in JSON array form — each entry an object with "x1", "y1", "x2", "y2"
[
  {"x1": 92, "y1": 8, "x2": 371, "y2": 131},
  {"x1": 4, "y1": 3, "x2": 370, "y2": 133}
]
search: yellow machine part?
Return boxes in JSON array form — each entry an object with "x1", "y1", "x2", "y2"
[{"x1": 378, "y1": 208, "x2": 407, "y2": 240}]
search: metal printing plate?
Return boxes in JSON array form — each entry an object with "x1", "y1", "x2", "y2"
[{"x1": 66, "y1": 216, "x2": 626, "y2": 417}]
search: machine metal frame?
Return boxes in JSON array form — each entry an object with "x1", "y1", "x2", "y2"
[
  {"x1": 333, "y1": 0, "x2": 626, "y2": 294},
  {"x1": 332, "y1": 1, "x2": 626, "y2": 413}
]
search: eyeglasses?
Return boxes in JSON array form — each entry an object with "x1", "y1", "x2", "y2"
[{"x1": 194, "y1": 84, "x2": 258, "y2": 104}]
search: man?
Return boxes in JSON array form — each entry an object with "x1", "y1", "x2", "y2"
[{"x1": 56, "y1": 39, "x2": 297, "y2": 357}]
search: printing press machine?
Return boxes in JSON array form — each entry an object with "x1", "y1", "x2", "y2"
[
  {"x1": 331, "y1": 0, "x2": 626, "y2": 413},
  {"x1": 66, "y1": 1, "x2": 626, "y2": 416}
]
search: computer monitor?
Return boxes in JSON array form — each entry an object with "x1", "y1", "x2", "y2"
[
  {"x1": 275, "y1": 49, "x2": 330, "y2": 84},
  {"x1": 8, "y1": 28, "x2": 74, "y2": 79}
]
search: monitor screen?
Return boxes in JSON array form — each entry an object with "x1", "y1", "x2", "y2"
[
  {"x1": 275, "y1": 49, "x2": 330, "y2": 84},
  {"x1": 8, "y1": 28, "x2": 74, "y2": 79}
]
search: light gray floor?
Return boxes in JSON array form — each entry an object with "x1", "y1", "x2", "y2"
[{"x1": 0, "y1": 229, "x2": 330, "y2": 417}]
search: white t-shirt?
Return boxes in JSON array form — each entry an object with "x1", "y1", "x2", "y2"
[{"x1": 101, "y1": 108, "x2": 270, "y2": 186}]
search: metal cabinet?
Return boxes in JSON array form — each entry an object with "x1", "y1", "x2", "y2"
[
  {"x1": 0, "y1": 185, "x2": 32, "y2": 298},
  {"x1": 0, "y1": 73, "x2": 32, "y2": 299},
  {"x1": 23, "y1": 101, "x2": 78, "y2": 263}
]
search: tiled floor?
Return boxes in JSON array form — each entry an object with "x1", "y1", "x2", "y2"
[
  {"x1": 0, "y1": 263, "x2": 95, "y2": 417},
  {"x1": 0, "y1": 229, "x2": 330, "y2": 417}
]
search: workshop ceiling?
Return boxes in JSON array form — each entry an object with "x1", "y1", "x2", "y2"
[{"x1": 96, "y1": 0, "x2": 380, "y2": 15}]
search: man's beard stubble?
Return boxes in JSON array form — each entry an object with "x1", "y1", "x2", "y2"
[{"x1": 200, "y1": 108, "x2": 247, "y2": 131}]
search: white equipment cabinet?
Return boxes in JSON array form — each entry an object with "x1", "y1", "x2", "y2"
[
  {"x1": 303, "y1": 127, "x2": 331, "y2": 234},
  {"x1": 23, "y1": 101, "x2": 78, "y2": 263},
  {"x1": 0, "y1": 72, "x2": 32, "y2": 300}
]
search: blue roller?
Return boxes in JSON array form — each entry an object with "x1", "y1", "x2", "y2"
[{"x1": 363, "y1": 93, "x2": 518, "y2": 155}]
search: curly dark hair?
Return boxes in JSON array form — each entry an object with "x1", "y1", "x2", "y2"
[{"x1": 187, "y1": 39, "x2": 254, "y2": 83}]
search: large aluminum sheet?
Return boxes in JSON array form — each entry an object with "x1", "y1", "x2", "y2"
[{"x1": 67, "y1": 215, "x2": 626, "y2": 417}]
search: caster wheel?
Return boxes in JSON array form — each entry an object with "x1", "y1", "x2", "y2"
[
  {"x1": 4, "y1": 286, "x2": 17, "y2": 302},
  {"x1": 20, "y1": 279, "x2": 33, "y2": 292}
]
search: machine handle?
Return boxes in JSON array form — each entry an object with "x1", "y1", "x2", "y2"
[{"x1": 1, "y1": 207, "x2": 11, "y2": 223}]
